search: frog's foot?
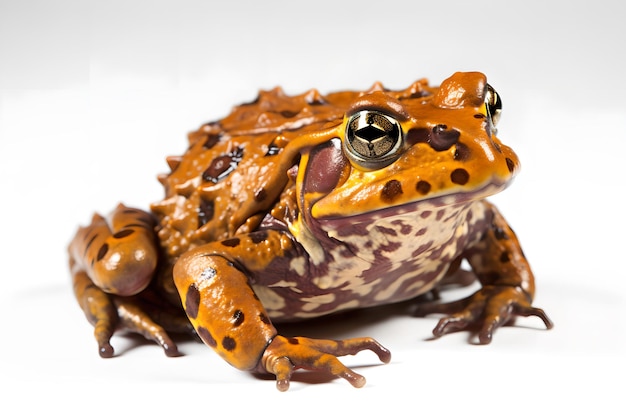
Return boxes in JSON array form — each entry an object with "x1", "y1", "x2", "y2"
[
  {"x1": 259, "y1": 335, "x2": 391, "y2": 391},
  {"x1": 73, "y1": 266, "x2": 182, "y2": 358},
  {"x1": 69, "y1": 204, "x2": 184, "y2": 357},
  {"x1": 72, "y1": 269, "x2": 118, "y2": 358},
  {"x1": 112, "y1": 297, "x2": 182, "y2": 357},
  {"x1": 414, "y1": 285, "x2": 554, "y2": 344}
]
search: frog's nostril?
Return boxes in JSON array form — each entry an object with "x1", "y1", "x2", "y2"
[
  {"x1": 505, "y1": 158, "x2": 516, "y2": 173},
  {"x1": 430, "y1": 125, "x2": 460, "y2": 151}
]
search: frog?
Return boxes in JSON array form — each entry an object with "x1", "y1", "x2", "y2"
[{"x1": 68, "y1": 72, "x2": 553, "y2": 391}]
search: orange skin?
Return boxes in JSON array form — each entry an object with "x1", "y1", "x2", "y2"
[{"x1": 69, "y1": 72, "x2": 552, "y2": 390}]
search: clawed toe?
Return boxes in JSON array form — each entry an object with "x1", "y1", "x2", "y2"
[{"x1": 261, "y1": 335, "x2": 390, "y2": 391}]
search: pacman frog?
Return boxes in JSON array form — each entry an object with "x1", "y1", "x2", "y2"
[{"x1": 69, "y1": 72, "x2": 553, "y2": 391}]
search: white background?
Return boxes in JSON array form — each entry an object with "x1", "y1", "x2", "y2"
[{"x1": 1, "y1": 0, "x2": 624, "y2": 415}]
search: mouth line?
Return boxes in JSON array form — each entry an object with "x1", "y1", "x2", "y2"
[{"x1": 314, "y1": 182, "x2": 504, "y2": 225}]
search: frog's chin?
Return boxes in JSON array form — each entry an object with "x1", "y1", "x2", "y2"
[{"x1": 313, "y1": 182, "x2": 505, "y2": 227}]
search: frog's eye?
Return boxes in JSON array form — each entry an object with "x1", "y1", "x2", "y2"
[
  {"x1": 485, "y1": 84, "x2": 502, "y2": 126},
  {"x1": 344, "y1": 110, "x2": 404, "y2": 170}
]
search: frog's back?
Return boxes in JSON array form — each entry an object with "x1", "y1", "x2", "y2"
[{"x1": 151, "y1": 81, "x2": 436, "y2": 257}]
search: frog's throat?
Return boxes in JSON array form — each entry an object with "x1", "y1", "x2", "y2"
[{"x1": 288, "y1": 214, "x2": 326, "y2": 266}]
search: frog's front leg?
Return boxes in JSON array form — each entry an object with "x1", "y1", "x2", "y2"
[
  {"x1": 69, "y1": 203, "x2": 181, "y2": 357},
  {"x1": 173, "y1": 232, "x2": 391, "y2": 391},
  {"x1": 415, "y1": 201, "x2": 554, "y2": 343}
]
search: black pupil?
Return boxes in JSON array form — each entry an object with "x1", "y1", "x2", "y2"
[{"x1": 349, "y1": 112, "x2": 398, "y2": 158}]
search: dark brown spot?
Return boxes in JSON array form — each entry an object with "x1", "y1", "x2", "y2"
[
  {"x1": 249, "y1": 230, "x2": 268, "y2": 244},
  {"x1": 198, "y1": 198, "x2": 214, "y2": 227},
  {"x1": 112, "y1": 229, "x2": 134, "y2": 239},
  {"x1": 500, "y1": 251, "x2": 511, "y2": 263},
  {"x1": 232, "y1": 310, "x2": 244, "y2": 326},
  {"x1": 280, "y1": 110, "x2": 299, "y2": 118},
  {"x1": 221, "y1": 237, "x2": 240, "y2": 247},
  {"x1": 381, "y1": 179, "x2": 403, "y2": 202},
  {"x1": 430, "y1": 125, "x2": 460, "y2": 151},
  {"x1": 474, "y1": 113, "x2": 486, "y2": 119},
  {"x1": 222, "y1": 336, "x2": 236, "y2": 351},
  {"x1": 185, "y1": 284, "x2": 200, "y2": 320},
  {"x1": 450, "y1": 168, "x2": 470, "y2": 185},
  {"x1": 202, "y1": 156, "x2": 232, "y2": 182},
  {"x1": 96, "y1": 243, "x2": 109, "y2": 261},
  {"x1": 494, "y1": 226, "x2": 509, "y2": 240},
  {"x1": 392, "y1": 220, "x2": 413, "y2": 235},
  {"x1": 454, "y1": 142, "x2": 471, "y2": 161},
  {"x1": 287, "y1": 337, "x2": 299, "y2": 345},
  {"x1": 197, "y1": 326, "x2": 217, "y2": 348},
  {"x1": 416, "y1": 180, "x2": 431, "y2": 194},
  {"x1": 259, "y1": 313, "x2": 271, "y2": 325},
  {"x1": 405, "y1": 127, "x2": 430, "y2": 146},
  {"x1": 505, "y1": 157, "x2": 515, "y2": 173},
  {"x1": 254, "y1": 188, "x2": 267, "y2": 202},
  {"x1": 203, "y1": 133, "x2": 221, "y2": 149},
  {"x1": 202, "y1": 147, "x2": 244, "y2": 183},
  {"x1": 376, "y1": 225, "x2": 398, "y2": 236}
]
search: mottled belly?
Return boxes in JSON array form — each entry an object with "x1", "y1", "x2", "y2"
[{"x1": 253, "y1": 201, "x2": 488, "y2": 321}]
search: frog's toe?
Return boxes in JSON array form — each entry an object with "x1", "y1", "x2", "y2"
[
  {"x1": 98, "y1": 341, "x2": 115, "y2": 358},
  {"x1": 161, "y1": 341, "x2": 182, "y2": 357},
  {"x1": 432, "y1": 315, "x2": 473, "y2": 338},
  {"x1": 113, "y1": 298, "x2": 182, "y2": 357},
  {"x1": 269, "y1": 352, "x2": 366, "y2": 392},
  {"x1": 271, "y1": 356, "x2": 295, "y2": 392},
  {"x1": 416, "y1": 285, "x2": 553, "y2": 343},
  {"x1": 260, "y1": 335, "x2": 390, "y2": 391},
  {"x1": 512, "y1": 304, "x2": 554, "y2": 330}
]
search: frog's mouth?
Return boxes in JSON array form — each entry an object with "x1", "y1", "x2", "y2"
[{"x1": 312, "y1": 181, "x2": 506, "y2": 228}]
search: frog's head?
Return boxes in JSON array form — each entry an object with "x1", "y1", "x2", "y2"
[{"x1": 299, "y1": 72, "x2": 518, "y2": 222}]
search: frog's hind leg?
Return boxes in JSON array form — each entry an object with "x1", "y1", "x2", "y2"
[
  {"x1": 70, "y1": 265, "x2": 117, "y2": 357},
  {"x1": 69, "y1": 204, "x2": 158, "y2": 296},
  {"x1": 69, "y1": 203, "x2": 180, "y2": 357}
]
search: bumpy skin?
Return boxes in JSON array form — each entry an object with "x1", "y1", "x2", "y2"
[{"x1": 69, "y1": 72, "x2": 553, "y2": 390}]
